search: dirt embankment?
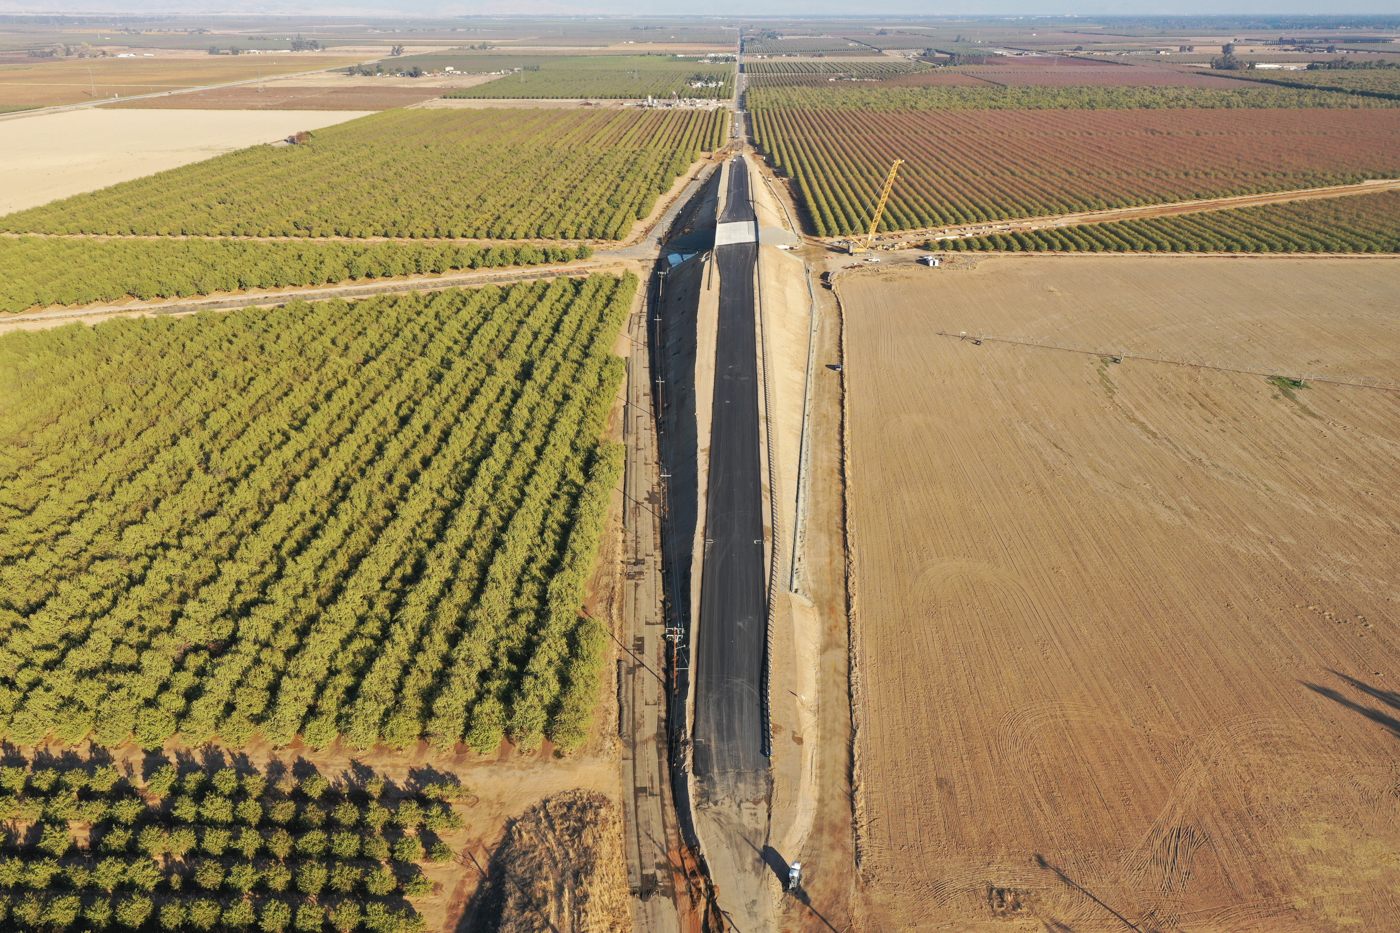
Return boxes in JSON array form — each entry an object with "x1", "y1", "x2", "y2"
[{"x1": 841, "y1": 257, "x2": 1400, "y2": 933}]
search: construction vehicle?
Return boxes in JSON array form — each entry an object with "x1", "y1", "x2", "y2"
[
  {"x1": 847, "y1": 160, "x2": 904, "y2": 255},
  {"x1": 788, "y1": 862, "x2": 802, "y2": 892}
]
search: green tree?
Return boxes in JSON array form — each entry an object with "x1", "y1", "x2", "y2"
[
  {"x1": 261, "y1": 900, "x2": 293, "y2": 933},
  {"x1": 364, "y1": 865, "x2": 396, "y2": 896},
  {"x1": 295, "y1": 903, "x2": 326, "y2": 931},
  {"x1": 393, "y1": 836, "x2": 423, "y2": 863},
  {"x1": 403, "y1": 872, "x2": 432, "y2": 897},
  {"x1": 268, "y1": 800, "x2": 297, "y2": 825},
  {"x1": 84, "y1": 898, "x2": 115, "y2": 930},
  {"x1": 237, "y1": 798, "x2": 264, "y2": 826},
  {"x1": 228, "y1": 861, "x2": 260, "y2": 894},
  {"x1": 296, "y1": 829, "x2": 329, "y2": 858},
  {"x1": 297, "y1": 861, "x2": 329, "y2": 896},
  {"x1": 38, "y1": 823, "x2": 73, "y2": 857},
  {"x1": 329, "y1": 901, "x2": 362, "y2": 933},
  {"x1": 125, "y1": 859, "x2": 163, "y2": 893},
  {"x1": 188, "y1": 900, "x2": 222, "y2": 931},
  {"x1": 169, "y1": 827, "x2": 198, "y2": 857},
  {"x1": 330, "y1": 831, "x2": 360, "y2": 859},
  {"x1": 137, "y1": 825, "x2": 168, "y2": 856},
  {"x1": 145, "y1": 765, "x2": 179, "y2": 798},
  {"x1": 224, "y1": 899, "x2": 256, "y2": 929},
  {"x1": 362, "y1": 835, "x2": 391, "y2": 861},
  {"x1": 212, "y1": 768, "x2": 241, "y2": 796},
  {"x1": 45, "y1": 894, "x2": 81, "y2": 928},
  {"x1": 201, "y1": 827, "x2": 231, "y2": 856},
  {"x1": 194, "y1": 859, "x2": 225, "y2": 891},
  {"x1": 233, "y1": 827, "x2": 262, "y2": 858},
  {"x1": 160, "y1": 902, "x2": 188, "y2": 930},
  {"x1": 266, "y1": 829, "x2": 295, "y2": 860},
  {"x1": 115, "y1": 895, "x2": 153, "y2": 929},
  {"x1": 263, "y1": 862, "x2": 293, "y2": 893},
  {"x1": 300, "y1": 774, "x2": 330, "y2": 800}
]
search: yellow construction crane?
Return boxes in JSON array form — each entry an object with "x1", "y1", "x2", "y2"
[{"x1": 850, "y1": 159, "x2": 904, "y2": 254}]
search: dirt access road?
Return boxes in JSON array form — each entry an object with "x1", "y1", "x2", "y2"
[
  {"x1": 840, "y1": 256, "x2": 1400, "y2": 932},
  {"x1": 811, "y1": 177, "x2": 1400, "y2": 249}
]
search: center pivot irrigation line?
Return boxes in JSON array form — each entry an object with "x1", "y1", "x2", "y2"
[{"x1": 939, "y1": 331, "x2": 1400, "y2": 392}]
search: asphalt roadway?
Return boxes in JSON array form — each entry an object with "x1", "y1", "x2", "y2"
[{"x1": 693, "y1": 157, "x2": 769, "y2": 780}]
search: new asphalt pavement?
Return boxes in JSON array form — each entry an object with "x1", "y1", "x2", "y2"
[{"x1": 693, "y1": 157, "x2": 769, "y2": 781}]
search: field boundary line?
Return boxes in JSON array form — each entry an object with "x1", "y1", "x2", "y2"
[
  {"x1": 0, "y1": 261, "x2": 623, "y2": 332},
  {"x1": 938, "y1": 330, "x2": 1400, "y2": 392},
  {"x1": 831, "y1": 280, "x2": 870, "y2": 876}
]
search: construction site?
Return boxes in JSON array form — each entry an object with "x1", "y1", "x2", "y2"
[{"x1": 3, "y1": 15, "x2": 1400, "y2": 933}]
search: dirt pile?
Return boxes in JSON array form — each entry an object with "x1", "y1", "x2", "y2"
[{"x1": 470, "y1": 790, "x2": 630, "y2": 933}]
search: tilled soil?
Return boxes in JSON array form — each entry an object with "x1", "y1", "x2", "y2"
[{"x1": 841, "y1": 257, "x2": 1400, "y2": 932}]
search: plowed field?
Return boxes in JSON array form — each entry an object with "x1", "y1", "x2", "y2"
[{"x1": 843, "y1": 257, "x2": 1400, "y2": 932}]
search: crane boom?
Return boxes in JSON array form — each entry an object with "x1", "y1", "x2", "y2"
[{"x1": 856, "y1": 159, "x2": 904, "y2": 253}]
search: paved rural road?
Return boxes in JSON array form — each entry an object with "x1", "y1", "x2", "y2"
[{"x1": 693, "y1": 157, "x2": 768, "y2": 780}]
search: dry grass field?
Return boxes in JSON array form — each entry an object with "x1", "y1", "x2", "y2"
[
  {"x1": 0, "y1": 53, "x2": 364, "y2": 108},
  {"x1": 842, "y1": 257, "x2": 1400, "y2": 932},
  {"x1": 0, "y1": 108, "x2": 372, "y2": 216}
]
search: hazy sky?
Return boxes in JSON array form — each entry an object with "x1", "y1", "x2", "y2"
[
  {"x1": 8, "y1": 2, "x2": 1400, "y2": 16},
  {"x1": 4, "y1": 2, "x2": 1399, "y2": 16}
]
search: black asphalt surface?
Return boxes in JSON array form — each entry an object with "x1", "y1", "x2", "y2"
[{"x1": 693, "y1": 159, "x2": 769, "y2": 778}]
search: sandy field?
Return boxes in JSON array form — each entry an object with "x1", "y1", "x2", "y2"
[
  {"x1": 842, "y1": 257, "x2": 1400, "y2": 932},
  {"x1": 0, "y1": 108, "x2": 371, "y2": 216}
]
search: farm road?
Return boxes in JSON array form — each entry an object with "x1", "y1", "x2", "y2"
[{"x1": 0, "y1": 163, "x2": 722, "y2": 334}]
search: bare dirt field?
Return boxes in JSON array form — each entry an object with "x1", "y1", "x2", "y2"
[
  {"x1": 0, "y1": 53, "x2": 364, "y2": 107},
  {"x1": 0, "y1": 108, "x2": 371, "y2": 216},
  {"x1": 841, "y1": 257, "x2": 1400, "y2": 933},
  {"x1": 110, "y1": 84, "x2": 444, "y2": 110}
]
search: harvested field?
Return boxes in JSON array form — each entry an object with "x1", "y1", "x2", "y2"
[
  {"x1": 110, "y1": 84, "x2": 445, "y2": 110},
  {"x1": 751, "y1": 107, "x2": 1400, "y2": 235},
  {"x1": 0, "y1": 54, "x2": 363, "y2": 108},
  {"x1": 0, "y1": 108, "x2": 371, "y2": 216},
  {"x1": 843, "y1": 257, "x2": 1400, "y2": 932}
]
